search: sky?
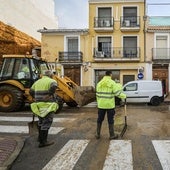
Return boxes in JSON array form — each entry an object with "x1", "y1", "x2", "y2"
[{"x1": 54, "y1": 0, "x2": 170, "y2": 29}]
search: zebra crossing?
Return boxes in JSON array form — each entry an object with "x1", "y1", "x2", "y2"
[
  {"x1": 0, "y1": 115, "x2": 170, "y2": 170},
  {"x1": 0, "y1": 116, "x2": 75, "y2": 134},
  {"x1": 42, "y1": 139, "x2": 170, "y2": 170}
]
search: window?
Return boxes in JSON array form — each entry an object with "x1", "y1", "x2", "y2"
[
  {"x1": 123, "y1": 36, "x2": 137, "y2": 58},
  {"x1": 0, "y1": 58, "x2": 15, "y2": 78},
  {"x1": 124, "y1": 83, "x2": 137, "y2": 91},
  {"x1": 156, "y1": 35, "x2": 168, "y2": 59},
  {"x1": 67, "y1": 37, "x2": 78, "y2": 52},
  {"x1": 123, "y1": 7, "x2": 137, "y2": 26},
  {"x1": 123, "y1": 75, "x2": 135, "y2": 85},
  {"x1": 98, "y1": 37, "x2": 111, "y2": 57},
  {"x1": 95, "y1": 70, "x2": 120, "y2": 86},
  {"x1": 98, "y1": 7, "x2": 112, "y2": 27}
]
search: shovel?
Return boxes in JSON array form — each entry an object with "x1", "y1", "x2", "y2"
[
  {"x1": 28, "y1": 114, "x2": 38, "y2": 136},
  {"x1": 120, "y1": 99, "x2": 127, "y2": 138}
]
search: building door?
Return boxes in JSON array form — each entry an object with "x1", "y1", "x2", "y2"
[
  {"x1": 64, "y1": 66, "x2": 80, "y2": 85},
  {"x1": 153, "y1": 68, "x2": 168, "y2": 96}
]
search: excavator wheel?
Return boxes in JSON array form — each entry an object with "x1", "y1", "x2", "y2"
[
  {"x1": 66, "y1": 101, "x2": 78, "y2": 107},
  {"x1": 0, "y1": 85, "x2": 24, "y2": 112}
]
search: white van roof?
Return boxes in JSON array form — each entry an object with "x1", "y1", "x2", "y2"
[{"x1": 125, "y1": 80, "x2": 161, "y2": 84}]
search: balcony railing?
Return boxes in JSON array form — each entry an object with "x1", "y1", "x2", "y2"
[
  {"x1": 120, "y1": 16, "x2": 140, "y2": 30},
  {"x1": 152, "y1": 48, "x2": 170, "y2": 61},
  {"x1": 94, "y1": 47, "x2": 140, "y2": 60},
  {"x1": 58, "y1": 52, "x2": 83, "y2": 63},
  {"x1": 94, "y1": 17, "x2": 114, "y2": 29}
]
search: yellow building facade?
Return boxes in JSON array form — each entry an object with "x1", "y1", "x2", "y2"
[{"x1": 38, "y1": 0, "x2": 146, "y2": 87}]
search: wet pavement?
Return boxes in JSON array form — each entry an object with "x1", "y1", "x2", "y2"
[{"x1": 0, "y1": 96, "x2": 170, "y2": 170}]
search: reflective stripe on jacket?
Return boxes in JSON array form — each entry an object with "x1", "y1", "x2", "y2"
[
  {"x1": 30, "y1": 76, "x2": 57, "y2": 102},
  {"x1": 96, "y1": 76, "x2": 126, "y2": 109},
  {"x1": 31, "y1": 102, "x2": 58, "y2": 117}
]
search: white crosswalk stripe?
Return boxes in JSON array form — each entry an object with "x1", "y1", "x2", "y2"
[
  {"x1": 42, "y1": 140, "x2": 89, "y2": 170},
  {"x1": 152, "y1": 140, "x2": 170, "y2": 170},
  {"x1": 0, "y1": 125, "x2": 64, "y2": 134},
  {"x1": 0, "y1": 116, "x2": 76, "y2": 122},
  {"x1": 103, "y1": 140, "x2": 133, "y2": 170},
  {"x1": 0, "y1": 116, "x2": 75, "y2": 134}
]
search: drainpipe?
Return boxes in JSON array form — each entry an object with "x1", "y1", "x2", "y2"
[{"x1": 143, "y1": 0, "x2": 146, "y2": 63}]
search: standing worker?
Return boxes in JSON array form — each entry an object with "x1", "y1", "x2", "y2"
[
  {"x1": 29, "y1": 70, "x2": 58, "y2": 148},
  {"x1": 95, "y1": 70, "x2": 126, "y2": 140}
]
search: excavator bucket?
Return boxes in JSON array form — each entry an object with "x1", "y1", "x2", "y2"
[{"x1": 73, "y1": 86, "x2": 96, "y2": 106}]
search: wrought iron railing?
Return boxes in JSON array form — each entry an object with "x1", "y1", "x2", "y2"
[
  {"x1": 94, "y1": 17, "x2": 114, "y2": 28},
  {"x1": 152, "y1": 48, "x2": 170, "y2": 60},
  {"x1": 120, "y1": 16, "x2": 140, "y2": 28},
  {"x1": 58, "y1": 52, "x2": 83, "y2": 63},
  {"x1": 94, "y1": 47, "x2": 140, "y2": 59}
]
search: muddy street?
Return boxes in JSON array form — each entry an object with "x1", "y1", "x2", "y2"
[{"x1": 6, "y1": 103, "x2": 170, "y2": 170}]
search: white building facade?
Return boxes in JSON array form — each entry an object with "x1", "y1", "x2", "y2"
[{"x1": 0, "y1": 0, "x2": 57, "y2": 40}]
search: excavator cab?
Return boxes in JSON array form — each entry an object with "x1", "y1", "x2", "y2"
[{"x1": 0, "y1": 55, "x2": 45, "y2": 87}]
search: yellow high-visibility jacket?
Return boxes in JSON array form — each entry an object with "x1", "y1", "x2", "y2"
[
  {"x1": 96, "y1": 76, "x2": 126, "y2": 109},
  {"x1": 30, "y1": 76, "x2": 58, "y2": 117}
]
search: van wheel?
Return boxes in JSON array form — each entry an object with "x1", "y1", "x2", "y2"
[{"x1": 150, "y1": 96, "x2": 160, "y2": 106}]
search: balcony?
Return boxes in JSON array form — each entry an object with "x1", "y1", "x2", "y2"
[
  {"x1": 120, "y1": 16, "x2": 140, "y2": 32},
  {"x1": 94, "y1": 47, "x2": 140, "y2": 62},
  {"x1": 94, "y1": 17, "x2": 114, "y2": 32},
  {"x1": 152, "y1": 48, "x2": 170, "y2": 63},
  {"x1": 58, "y1": 52, "x2": 83, "y2": 64}
]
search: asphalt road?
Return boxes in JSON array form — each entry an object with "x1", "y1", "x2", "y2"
[{"x1": 0, "y1": 103, "x2": 170, "y2": 170}]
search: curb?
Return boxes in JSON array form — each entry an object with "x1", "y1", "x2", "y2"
[{"x1": 0, "y1": 136, "x2": 25, "y2": 170}]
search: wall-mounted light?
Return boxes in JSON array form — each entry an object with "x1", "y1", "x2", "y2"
[
  {"x1": 82, "y1": 62, "x2": 91, "y2": 72},
  {"x1": 138, "y1": 66, "x2": 144, "y2": 73}
]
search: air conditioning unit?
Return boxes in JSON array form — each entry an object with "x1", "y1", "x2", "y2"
[
  {"x1": 96, "y1": 51, "x2": 105, "y2": 57},
  {"x1": 124, "y1": 20, "x2": 130, "y2": 27},
  {"x1": 105, "y1": 20, "x2": 110, "y2": 27}
]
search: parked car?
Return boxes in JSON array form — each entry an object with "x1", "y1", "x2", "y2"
[{"x1": 123, "y1": 80, "x2": 164, "y2": 106}]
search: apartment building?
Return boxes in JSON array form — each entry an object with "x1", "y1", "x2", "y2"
[
  {"x1": 38, "y1": 29, "x2": 88, "y2": 85},
  {"x1": 146, "y1": 16, "x2": 170, "y2": 96},
  {"x1": 38, "y1": 0, "x2": 146, "y2": 87},
  {"x1": 88, "y1": 0, "x2": 145, "y2": 86}
]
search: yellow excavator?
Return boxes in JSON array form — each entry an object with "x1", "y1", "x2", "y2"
[{"x1": 0, "y1": 54, "x2": 96, "y2": 112}]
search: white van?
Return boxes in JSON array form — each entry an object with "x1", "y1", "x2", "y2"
[{"x1": 123, "y1": 80, "x2": 164, "y2": 106}]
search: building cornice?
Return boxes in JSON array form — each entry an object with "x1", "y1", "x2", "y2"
[
  {"x1": 89, "y1": 0, "x2": 144, "y2": 3},
  {"x1": 38, "y1": 29, "x2": 89, "y2": 35}
]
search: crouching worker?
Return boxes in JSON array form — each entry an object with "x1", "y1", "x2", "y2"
[
  {"x1": 29, "y1": 70, "x2": 58, "y2": 148},
  {"x1": 95, "y1": 70, "x2": 126, "y2": 140}
]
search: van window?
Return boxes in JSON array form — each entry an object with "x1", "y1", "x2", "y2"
[{"x1": 124, "y1": 83, "x2": 137, "y2": 91}]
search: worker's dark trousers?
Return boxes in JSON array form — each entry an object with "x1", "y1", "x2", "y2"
[
  {"x1": 97, "y1": 108, "x2": 115, "y2": 124},
  {"x1": 37, "y1": 112, "x2": 54, "y2": 143},
  {"x1": 38, "y1": 112, "x2": 54, "y2": 130}
]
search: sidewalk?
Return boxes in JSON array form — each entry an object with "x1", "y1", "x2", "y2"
[
  {"x1": 0, "y1": 136, "x2": 25, "y2": 170},
  {"x1": 164, "y1": 95, "x2": 170, "y2": 104}
]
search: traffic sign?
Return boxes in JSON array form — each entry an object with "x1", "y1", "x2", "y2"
[{"x1": 138, "y1": 73, "x2": 144, "y2": 79}]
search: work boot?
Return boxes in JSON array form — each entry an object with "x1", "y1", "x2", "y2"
[
  {"x1": 109, "y1": 124, "x2": 118, "y2": 140},
  {"x1": 39, "y1": 130, "x2": 54, "y2": 148},
  {"x1": 95, "y1": 123, "x2": 102, "y2": 139}
]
